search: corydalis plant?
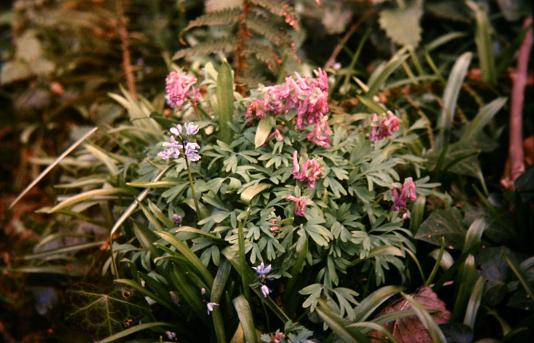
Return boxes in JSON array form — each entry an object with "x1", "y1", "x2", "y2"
[
  {"x1": 369, "y1": 111, "x2": 401, "y2": 141},
  {"x1": 165, "y1": 69, "x2": 200, "y2": 109},
  {"x1": 246, "y1": 68, "x2": 331, "y2": 147}
]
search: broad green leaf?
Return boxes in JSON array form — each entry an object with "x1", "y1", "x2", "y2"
[
  {"x1": 254, "y1": 118, "x2": 272, "y2": 148},
  {"x1": 216, "y1": 62, "x2": 234, "y2": 144},
  {"x1": 415, "y1": 208, "x2": 465, "y2": 249},
  {"x1": 379, "y1": 0, "x2": 423, "y2": 47}
]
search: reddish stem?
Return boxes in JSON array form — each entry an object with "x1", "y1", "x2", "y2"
[
  {"x1": 502, "y1": 16, "x2": 532, "y2": 190},
  {"x1": 116, "y1": 0, "x2": 137, "y2": 99}
]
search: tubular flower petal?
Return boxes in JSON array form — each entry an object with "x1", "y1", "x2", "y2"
[
  {"x1": 292, "y1": 151, "x2": 322, "y2": 188},
  {"x1": 165, "y1": 70, "x2": 199, "y2": 109},
  {"x1": 391, "y1": 177, "x2": 418, "y2": 219},
  {"x1": 246, "y1": 69, "x2": 331, "y2": 147},
  {"x1": 287, "y1": 195, "x2": 309, "y2": 217},
  {"x1": 369, "y1": 111, "x2": 400, "y2": 141},
  {"x1": 261, "y1": 284, "x2": 271, "y2": 298}
]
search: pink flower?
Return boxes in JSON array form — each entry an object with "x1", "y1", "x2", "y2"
[
  {"x1": 165, "y1": 70, "x2": 199, "y2": 109},
  {"x1": 369, "y1": 111, "x2": 400, "y2": 141},
  {"x1": 287, "y1": 195, "x2": 309, "y2": 217},
  {"x1": 306, "y1": 116, "x2": 332, "y2": 148},
  {"x1": 391, "y1": 177, "x2": 417, "y2": 218},
  {"x1": 246, "y1": 69, "x2": 331, "y2": 147},
  {"x1": 292, "y1": 151, "x2": 322, "y2": 188}
]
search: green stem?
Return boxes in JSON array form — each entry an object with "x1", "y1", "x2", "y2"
[
  {"x1": 238, "y1": 208, "x2": 251, "y2": 302},
  {"x1": 184, "y1": 153, "x2": 201, "y2": 217}
]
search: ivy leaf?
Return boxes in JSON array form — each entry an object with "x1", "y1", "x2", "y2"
[
  {"x1": 378, "y1": 0, "x2": 423, "y2": 47},
  {"x1": 66, "y1": 287, "x2": 148, "y2": 340},
  {"x1": 415, "y1": 208, "x2": 466, "y2": 249}
]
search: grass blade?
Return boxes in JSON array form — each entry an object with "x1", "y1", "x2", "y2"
[
  {"x1": 97, "y1": 322, "x2": 172, "y2": 343},
  {"x1": 463, "y1": 276, "x2": 485, "y2": 329},
  {"x1": 316, "y1": 299, "x2": 368, "y2": 342},
  {"x1": 156, "y1": 230, "x2": 214, "y2": 287},
  {"x1": 353, "y1": 285, "x2": 403, "y2": 322},
  {"x1": 459, "y1": 97, "x2": 507, "y2": 145},
  {"x1": 401, "y1": 292, "x2": 447, "y2": 343},
  {"x1": 436, "y1": 52, "x2": 472, "y2": 148},
  {"x1": 211, "y1": 261, "x2": 231, "y2": 343},
  {"x1": 216, "y1": 62, "x2": 234, "y2": 144},
  {"x1": 233, "y1": 295, "x2": 258, "y2": 343},
  {"x1": 10, "y1": 127, "x2": 98, "y2": 209},
  {"x1": 467, "y1": 0, "x2": 496, "y2": 83}
]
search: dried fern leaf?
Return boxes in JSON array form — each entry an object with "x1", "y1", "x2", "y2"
[
  {"x1": 243, "y1": 42, "x2": 282, "y2": 71},
  {"x1": 184, "y1": 8, "x2": 241, "y2": 32},
  {"x1": 173, "y1": 38, "x2": 236, "y2": 60},
  {"x1": 250, "y1": 0, "x2": 299, "y2": 29},
  {"x1": 246, "y1": 14, "x2": 291, "y2": 46}
]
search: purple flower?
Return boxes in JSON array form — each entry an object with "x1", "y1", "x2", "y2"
[
  {"x1": 184, "y1": 142, "x2": 201, "y2": 162},
  {"x1": 158, "y1": 136, "x2": 181, "y2": 160},
  {"x1": 159, "y1": 122, "x2": 201, "y2": 162},
  {"x1": 170, "y1": 122, "x2": 199, "y2": 138},
  {"x1": 165, "y1": 70, "x2": 199, "y2": 109},
  {"x1": 206, "y1": 302, "x2": 219, "y2": 315},
  {"x1": 172, "y1": 214, "x2": 182, "y2": 225},
  {"x1": 261, "y1": 284, "x2": 271, "y2": 298},
  {"x1": 165, "y1": 331, "x2": 177, "y2": 341},
  {"x1": 253, "y1": 262, "x2": 272, "y2": 277}
]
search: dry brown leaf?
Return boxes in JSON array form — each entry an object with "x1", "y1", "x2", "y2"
[{"x1": 372, "y1": 286, "x2": 450, "y2": 343}]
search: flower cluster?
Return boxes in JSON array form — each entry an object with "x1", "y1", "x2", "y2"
[
  {"x1": 246, "y1": 69, "x2": 331, "y2": 147},
  {"x1": 391, "y1": 177, "x2": 417, "y2": 219},
  {"x1": 287, "y1": 195, "x2": 309, "y2": 217},
  {"x1": 253, "y1": 262, "x2": 272, "y2": 298},
  {"x1": 165, "y1": 70, "x2": 200, "y2": 109},
  {"x1": 369, "y1": 111, "x2": 401, "y2": 141},
  {"x1": 158, "y1": 122, "x2": 201, "y2": 162},
  {"x1": 292, "y1": 151, "x2": 322, "y2": 188}
]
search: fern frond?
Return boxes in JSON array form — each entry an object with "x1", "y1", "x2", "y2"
[
  {"x1": 249, "y1": 0, "x2": 298, "y2": 29},
  {"x1": 246, "y1": 14, "x2": 291, "y2": 46},
  {"x1": 243, "y1": 42, "x2": 282, "y2": 71},
  {"x1": 184, "y1": 8, "x2": 241, "y2": 32},
  {"x1": 239, "y1": 72, "x2": 268, "y2": 89},
  {"x1": 173, "y1": 38, "x2": 236, "y2": 60}
]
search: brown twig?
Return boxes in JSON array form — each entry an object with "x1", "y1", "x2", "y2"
[
  {"x1": 115, "y1": 0, "x2": 137, "y2": 99},
  {"x1": 501, "y1": 16, "x2": 532, "y2": 190},
  {"x1": 324, "y1": 10, "x2": 374, "y2": 69}
]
